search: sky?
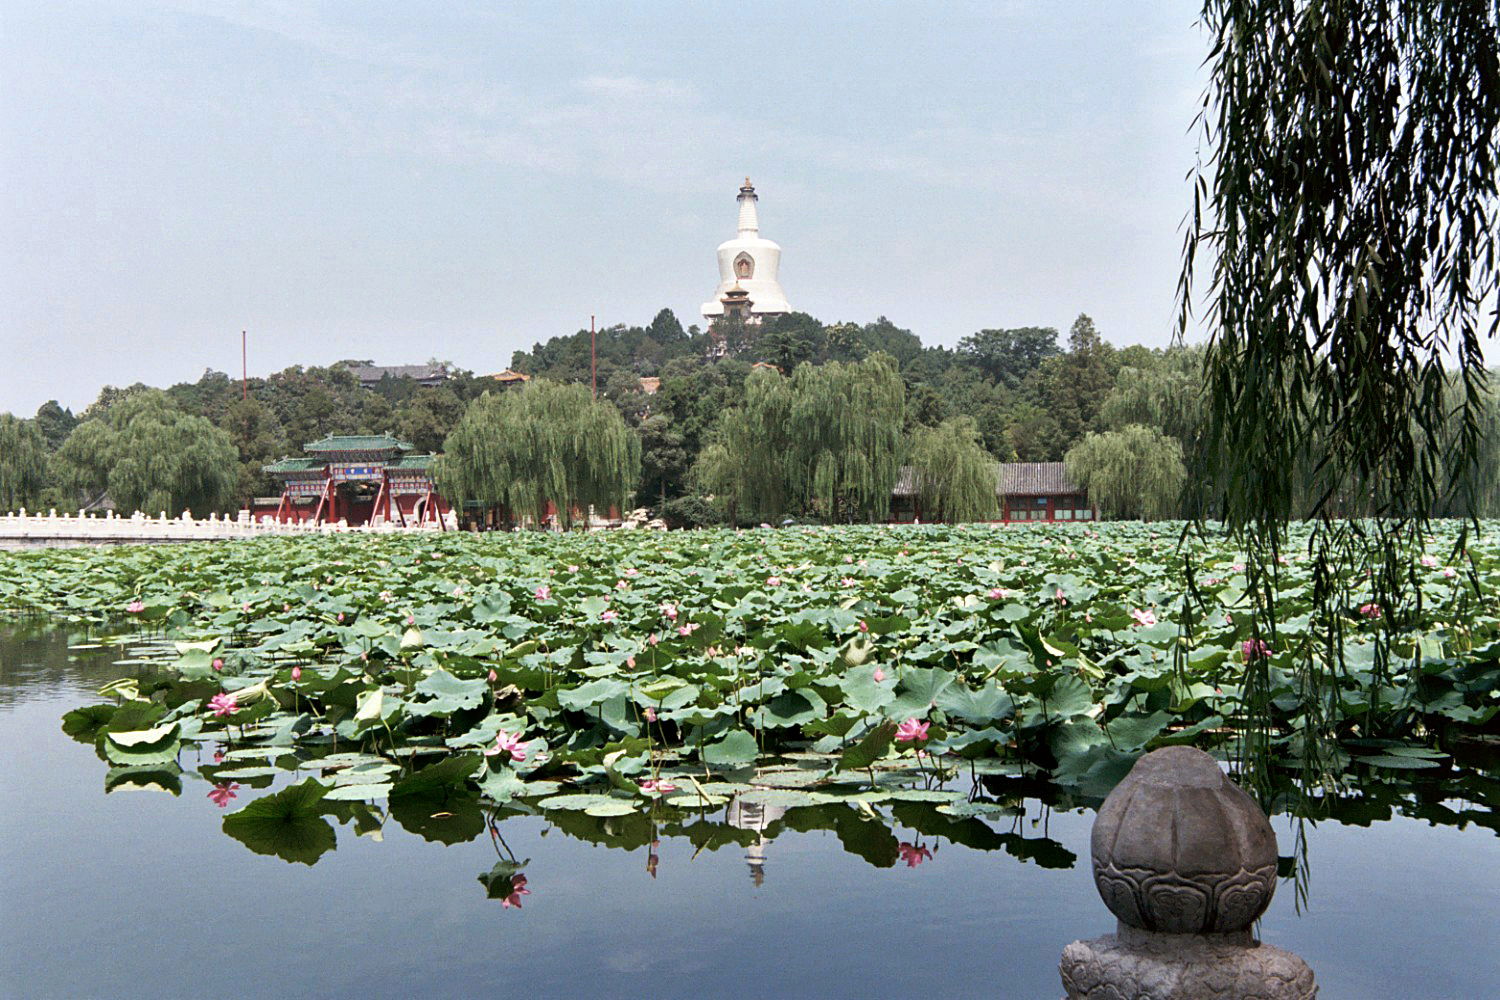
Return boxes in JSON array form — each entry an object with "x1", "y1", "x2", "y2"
[{"x1": 1, "y1": 0, "x2": 1211, "y2": 415}]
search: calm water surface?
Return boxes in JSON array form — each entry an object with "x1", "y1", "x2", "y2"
[{"x1": 2, "y1": 626, "x2": 1496, "y2": 1000}]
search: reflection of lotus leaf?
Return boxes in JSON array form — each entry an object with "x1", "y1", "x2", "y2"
[{"x1": 221, "y1": 778, "x2": 336, "y2": 865}]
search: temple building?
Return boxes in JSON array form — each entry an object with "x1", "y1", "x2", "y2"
[
  {"x1": 252, "y1": 434, "x2": 449, "y2": 527},
  {"x1": 701, "y1": 178, "x2": 792, "y2": 325}
]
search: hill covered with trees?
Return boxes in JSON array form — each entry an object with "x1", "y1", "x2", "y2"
[{"x1": 4, "y1": 307, "x2": 1496, "y2": 522}]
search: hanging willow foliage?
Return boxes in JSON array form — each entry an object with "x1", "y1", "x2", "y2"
[
  {"x1": 694, "y1": 354, "x2": 905, "y2": 522},
  {"x1": 1179, "y1": 0, "x2": 1500, "y2": 792},
  {"x1": 1065, "y1": 425, "x2": 1187, "y2": 521},
  {"x1": 434, "y1": 381, "x2": 640, "y2": 529},
  {"x1": 906, "y1": 417, "x2": 999, "y2": 523},
  {"x1": 0, "y1": 414, "x2": 48, "y2": 511}
]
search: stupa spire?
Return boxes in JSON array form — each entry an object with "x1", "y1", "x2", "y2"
[{"x1": 737, "y1": 178, "x2": 759, "y2": 236}]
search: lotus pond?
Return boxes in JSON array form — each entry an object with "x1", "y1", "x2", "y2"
[{"x1": 1, "y1": 524, "x2": 1497, "y2": 998}]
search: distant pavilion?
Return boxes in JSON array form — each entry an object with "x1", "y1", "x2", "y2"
[
  {"x1": 253, "y1": 434, "x2": 449, "y2": 527},
  {"x1": 891, "y1": 462, "x2": 1095, "y2": 524}
]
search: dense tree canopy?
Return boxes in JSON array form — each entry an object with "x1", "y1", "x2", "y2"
[
  {"x1": 906, "y1": 417, "x2": 999, "y2": 523},
  {"x1": 0, "y1": 414, "x2": 49, "y2": 511},
  {"x1": 694, "y1": 355, "x2": 905, "y2": 523},
  {"x1": 51, "y1": 391, "x2": 239, "y2": 515},
  {"x1": 434, "y1": 381, "x2": 641, "y2": 528},
  {"x1": 1065, "y1": 425, "x2": 1187, "y2": 522}
]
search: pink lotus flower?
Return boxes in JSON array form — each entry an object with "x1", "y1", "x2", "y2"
[
  {"x1": 1420, "y1": 555, "x2": 1438, "y2": 567},
  {"x1": 858, "y1": 620, "x2": 869, "y2": 633},
  {"x1": 844, "y1": 555, "x2": 854, "y2": 564},
  {"x1": 1055, "y1": 587, "x2": 1067, "y2": 604},
  {"x1": 626, "y1": 655, "x2": 636, "y2": 669},
  {"x1": 648, "y1": 633, "x2": 660, "y2": 646},
  {"x1": 640, "y1": 777, "x2": 677, "y2": 794},
  {"x1": 1131, "y1": 608, "x2": 1157, "y2": 627},
  {"x1": 616, "y1": 579, "x2": 629, "y2": 590},
  {"x1": 487, "y1": 668, "x2": 498, "y2": 682},
  {"x1": 291, "y1": 665, "x2": 302, "y2": 681},
  {"x1": 643, "y1": 707, "x2": 657, "y2": 722},
  {"x1": 624, "y1": 567, "x2": 639, "y2": 578},
  {"x1": 1444, "y1": 567, "x2": 1457, "y2": 579},
  {"x1": 1241, "y1": 638, "x2": 1271, "y2": 661},
  {"x1": 406, "y1": 613, "x2": 416, "y2": 625},
  {"x1": 660, "y1": 602, "x2": 678, "y2": 621},
  {"x1": 567, "y1": 564, "x2": 579, "y2": 573},
  {"x1": 841, "y1": 577, "x2": 858, "y2": 587},
  {"x1": 208, "y1": 692, "x2": 238, "y2": 717},
  {"x1": 873, "y1": 668, "x2": 885, "y2": 682},
  {"x1": 125, "y1": 600, "x2": 145, "y2": 614},
  {"x1": 534, "y1": 585, "x2": 551, "y2": 601},
  {"x1": 213, "y1": 750, "x2": 224, "y2": 763},
  {"x1": 895, "y1": 718, "x2": 930, "y2": 743},
  {"x1": 283, "y1": 603, "x2": 291, "y2": 612},
  {"x1": 601, "y1": 609, "x2": 617, "y2": 623},
  {"x1": 988, "y1": 587, "x2": 1008, "y2": 600},
  {"x1": 1359, "y1": 603, "x2": 1381, "y2": 619},
  {"x1": 207, "y1": 782, "x2": 239, "y2": 808},
  {"x1": 379, "y1": 590, "x2": 393, "y2": 602},
  {"x1": 212, "y1": 658, "x2": 224, "y2": 672},
  {"x1": 484, "y1": 730, "x2": 527, "y2": 761},
  {"x1": 766, "y1": 576, "x2": 781, "y2": 587},
  {"x1": 676, "y1": 622, "x2": 700, "y2": 636},
  {"x1": 337, "y1": 612, "x2": 345, "y2": 622},
  {"x1": 898, "y1": 842, "x2": 932, "y2": 867},
  {"x1": 451, "y1": 587, "x2": 464, "y2": 598},
  {"x1": 1232, "y1": 563, "x2": 1244, "y2": 572}
]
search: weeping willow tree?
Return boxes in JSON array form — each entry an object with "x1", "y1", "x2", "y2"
[
  {"x1": 1180, "y1": 0, "x2": 1500, "y2": 790},
  {"x1": 786, "y1": 355, "x2": 905, "y2": 521},
  {"x1": 0, "y1": 414, "x2": 48, "y2": 511},
  {"x1": 694, "y1": 354, "x2": 904, "y2": 522},
  {"x1": 692, "y1": 365, "x2": 794, "y2": 523},
  {"x1": 50, "y1": 391, "x2": 238, "y2": 515},
  {"x1": 906, "y1": 417, "x2": 999, "y2": 523},
  {"x1": 435, "y1": 380, "x2": 640, "y2": 529},
  {"x1": 1065, "y1": 426, "x2": 1187, "y2": 521}
]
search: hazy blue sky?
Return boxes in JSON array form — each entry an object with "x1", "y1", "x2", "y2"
[{"x1": 2, "y1": 1, "x2": 1209, "y2": 414}]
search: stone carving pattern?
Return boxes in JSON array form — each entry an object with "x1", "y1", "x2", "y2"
[
  {"x1": 1060, "y1": 933, "x2": 1317, "y2": 1000},
  {"x1": 1093, "y1": 861, "x2": 1277, "y2": 934}
]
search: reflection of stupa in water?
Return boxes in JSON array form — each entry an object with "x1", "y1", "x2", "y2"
[{"x1": 727, "y1": 797, "x2": 787, "y2": 887}]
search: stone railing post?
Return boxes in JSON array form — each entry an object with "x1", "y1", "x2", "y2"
[{"x1": 1059, "y1": 746, "x2": 1316, "y2": 999}]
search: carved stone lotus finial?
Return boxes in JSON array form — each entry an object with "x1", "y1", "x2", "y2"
[{"x1": 1091, "y1": 746, "x2": 1278, "y2": 934}]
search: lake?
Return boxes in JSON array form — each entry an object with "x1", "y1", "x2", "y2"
[{"x1": 2, "y1": 624, "x2": 1496, "y2": 1000}]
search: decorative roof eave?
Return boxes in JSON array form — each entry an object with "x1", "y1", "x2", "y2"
[{"x1": 302, "y1": 434, "x2": 412, "y2": 453}]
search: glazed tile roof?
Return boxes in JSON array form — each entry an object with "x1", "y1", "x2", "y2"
[
  {"x1": 999, "y1": 462, "x2": 1081, "y2": 496},
  {"x1": 302, "y1": 434, "x2": 412, "y2": 453},
  {"x1": 892, "y1": 461, "x2": 1082, "y2": 498},
  {"x1": 386, "y1": 454, "x2": 437, "y2": 470}
]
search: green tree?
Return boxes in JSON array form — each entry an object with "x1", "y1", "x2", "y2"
[
  {"x1": 905, "y1": 416, "x2": 999, "y2": 523},
  {"x1": 695, "y1": 354, "x2": 905, "y2": 522},
  {"x1": 0, "y1": 414, "x2": 49, "y2": 511},
  {"x1": 52, "y1": 391, "x2": 239, "y2": 515},
  {"x1": 1065, "y1": 425, "x2": 1186, "y2": 521},
  {"x1": 394, "y1": 387, "x2": 465, "y2": 454},
  {"x1": 1043, "y1": 314, "x2": 1116, "y2": 448},
  {"x1": 1181, "y1": 1, "x2": 1499, "y2": 785},
  {"x1": 32, "y1": 401, "x2": 77, "y2": 452},
  {"x1": 220, "y1": 396, "x2": 287, "y2": 502},
  {"x1": 434, "y1": 381, "x2": 640, "y2": 529},
  {"x1": 1098, "y1": 347, "x2": 1205, "y2": 447},
  {"x1": 957, "y1": 326, "x2": 1060, "y2": 387}
]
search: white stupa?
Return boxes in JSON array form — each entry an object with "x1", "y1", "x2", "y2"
[{"x1": 701, "y1": 178, "x2": 792, "y2": 322}]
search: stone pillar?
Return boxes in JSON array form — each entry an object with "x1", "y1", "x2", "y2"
[{"x1": 1059, "y1": 746, "x2": 1316, "y2": 999}]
